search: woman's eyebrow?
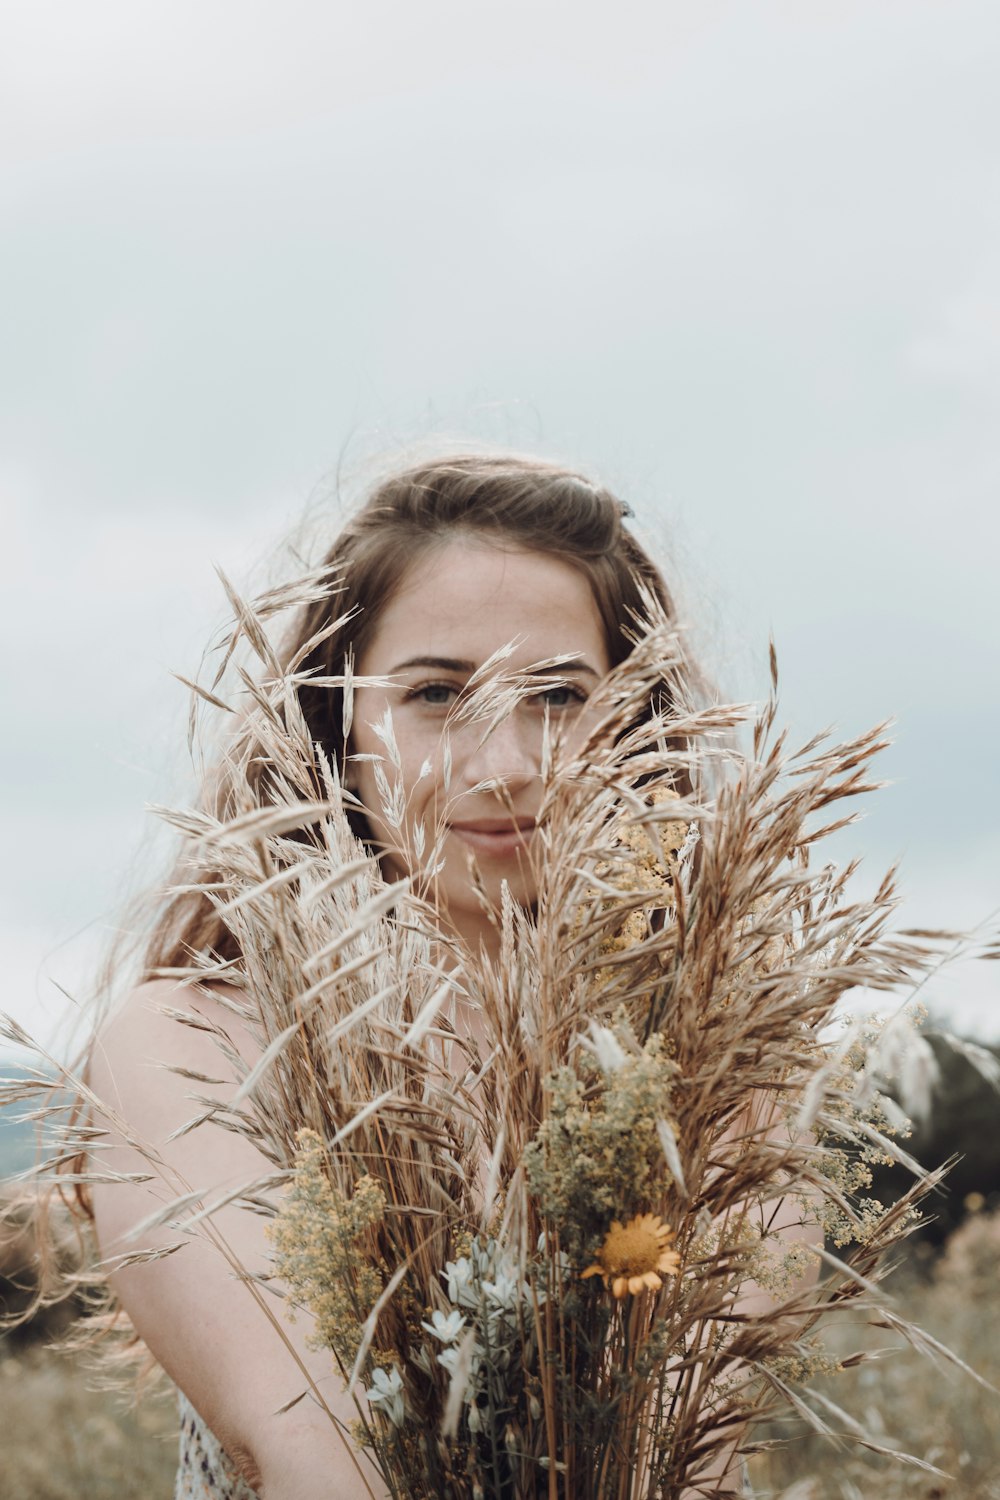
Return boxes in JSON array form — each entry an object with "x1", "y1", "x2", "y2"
[
  {"x1": 390, "y1": 655, "x2": 477, "y2": 674},
  {"x1": 530, "y1": 662, "x2": 600, "y2": 680},
  {"x1": 389, "y1": 654, "x2": 600, "y2": 679}
]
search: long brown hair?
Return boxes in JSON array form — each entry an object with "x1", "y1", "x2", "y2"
[{"x1": 142, "y1": 452, "x2": 698, "y2": 978}]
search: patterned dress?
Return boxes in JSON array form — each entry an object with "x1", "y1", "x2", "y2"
[{"x1": 175, "y1": 1390, "x2": 260, "y2": 1500}]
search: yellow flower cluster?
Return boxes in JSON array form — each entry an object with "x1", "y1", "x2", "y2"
[
  {"x1": 596, "y1": 787, "x2": 687, "y2": 957},
  {"x1": 268, "y1": 1129, "x2": 386, "y2": 1371}
]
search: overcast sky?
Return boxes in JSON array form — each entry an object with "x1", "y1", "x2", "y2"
[{"x1": 2, "y1": 0, "x2": 998, "y2": 1057}]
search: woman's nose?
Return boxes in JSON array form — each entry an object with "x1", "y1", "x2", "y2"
[{"x1": 453, "y1": 708, "x2": 539, "y2": 796}]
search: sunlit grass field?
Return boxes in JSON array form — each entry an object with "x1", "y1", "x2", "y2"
[{"x1": 2, "y1": 1213, "x2": 998, "y2": 1498}]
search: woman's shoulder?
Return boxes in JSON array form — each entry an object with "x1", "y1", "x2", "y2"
[
  {"x1": 94, "y1": 977, "x2": 250, "y2": 1055},
  {"x1": 86, "y1": 978, "x2": 275, "y2": 1239},
  {"x1": 87, "y1": 978, "x2": 258, "y2": 1124}
]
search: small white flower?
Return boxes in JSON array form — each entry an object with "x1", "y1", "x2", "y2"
[
  {"x1": 443, "y1": 1256, "x2": 479, "y2": 1309},
  {"x1": 436, "y1": 1342, "x2": 483, "y2": 1383},
  {"x1": 364, "y1": 1365, "x2": 406, "y2": 1428},
  {"x1": 472, "y1": 1238, "x2": 497, "y2": 1275},
  {"x1": 421, "y1": 1308, "x2": 466, "y2": 1344},
  {"x1": 482, "y1": 1269, "x2": 520, "y2": 1313}
]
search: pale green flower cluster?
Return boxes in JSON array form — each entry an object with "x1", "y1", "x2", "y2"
[
  {"x1": 743, "y1": 1232, "x2": 818, "y2": 1297},
  {"x1": 811, "y1": 1039, "x2": 919, "y2": 1249},
  {"x1": 763, "y1": 1345, "x2": 842, "y2": 1384},
  {"x1": 523, "y1": 1029, "x2": 678, "y2": 1261}
]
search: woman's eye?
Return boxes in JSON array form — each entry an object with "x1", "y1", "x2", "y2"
[
  {"x1": 536, "y1": 684, "x2": 584, "y2": 709},
  {"x1": 411, "y1": 682, "x2": 459, "y2": 707}
]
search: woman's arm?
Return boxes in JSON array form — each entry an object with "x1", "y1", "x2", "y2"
[{"x1": 88, "y1": 979, "x2": 389, "y2": 1500}]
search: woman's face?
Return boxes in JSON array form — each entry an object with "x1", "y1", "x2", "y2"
[{"x1": 350, "y1": 537, "x2": 611, "y2": 953}]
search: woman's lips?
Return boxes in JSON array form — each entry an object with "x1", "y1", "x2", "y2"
[{"x1": 448, "y1": 820, "x2": 536, "y2": 860}]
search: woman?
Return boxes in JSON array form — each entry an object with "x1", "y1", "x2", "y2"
[{"x1": 90, "y1": 453, "x2": 721, "y2": 1499}]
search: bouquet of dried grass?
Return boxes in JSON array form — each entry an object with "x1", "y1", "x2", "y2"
[{"x1": 2, "y1": 572, "x2": 989, "y2": 1500}]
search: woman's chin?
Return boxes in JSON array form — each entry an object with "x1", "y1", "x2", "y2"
[{"x1": 439, "y1": 870, "x2": 538, "y2": 945}]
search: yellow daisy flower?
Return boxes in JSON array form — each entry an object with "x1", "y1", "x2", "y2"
[{"x1": 580, "y1": 1213, "x2": 681, "y2": 1298}]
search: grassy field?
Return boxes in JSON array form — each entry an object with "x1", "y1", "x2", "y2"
[
  {"x1": 0, "y1": 1344, "x2": 178, "y2": 1499},
  {"x1": 1, "y1": 1214, "x2": 998, "y2": 1499},
  {"x1": 748, "y1": 1208, "x2": 1000, "y2": 1499}
]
